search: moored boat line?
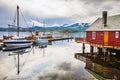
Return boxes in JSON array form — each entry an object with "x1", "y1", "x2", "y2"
[{"x1": 0, "y1": 36, "x2": 73, "y2": 50}]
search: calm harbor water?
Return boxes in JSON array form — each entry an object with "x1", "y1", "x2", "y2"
[
  {"x1": 0, "y1": 37, "x2": 96, "y2": 80},
  {"x1": 0, "y1": 31, "x2": 86, "y2": 39}
]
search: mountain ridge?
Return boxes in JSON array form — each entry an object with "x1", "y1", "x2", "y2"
[{"x1": 0, "y1": 23, "x2": 89, "y2": 32}]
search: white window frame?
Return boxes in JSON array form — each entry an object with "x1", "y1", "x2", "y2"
[
  {"x1": 115, "y1": 32, "x2": 119, "y2": 38},
  {"x1": 92, "y1": 31, "x2": 96, "y2": 39}
]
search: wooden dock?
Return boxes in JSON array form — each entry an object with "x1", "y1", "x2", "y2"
[
  {"x1": 47, "y1": 37, "x2": 73, "y2": 45},
  {"x1": 48, "y1": 37, "x2": 73, "y2": 41},
  {"x1": 75, "y1": 52, "x2": 120, "y2": 80}
]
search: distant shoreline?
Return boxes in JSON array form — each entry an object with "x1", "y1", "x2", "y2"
[
  {"x1": 0, "y1": 30, "x2": 81, "y2": 33},
  {"x1": 0, "y1": 30, "x2": 42, "y2": 32}
]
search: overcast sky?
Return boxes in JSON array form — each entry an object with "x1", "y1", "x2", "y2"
[{"x1": 0, "y1": 0, "x2": 120, "y2": 27}]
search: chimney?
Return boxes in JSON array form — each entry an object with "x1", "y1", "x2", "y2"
[{"x1": 102, "y1": 11, "x2": 107, "y2": 27}]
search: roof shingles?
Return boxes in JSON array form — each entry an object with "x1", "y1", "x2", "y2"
[{"x1": 86, "y1": 15, "x2": 120, "y2": 31}]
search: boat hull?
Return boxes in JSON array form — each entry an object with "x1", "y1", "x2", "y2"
[
  {"x1": 3, "y1": 40, "x2": 32, "y2": 47},
  {"x1": 3, "y1": 45, "x2": 31, "y2": 51}
]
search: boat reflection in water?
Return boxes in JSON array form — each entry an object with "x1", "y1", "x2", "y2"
[
  {"x1": 75, "y1": 53, "x2": 120, "y2": 80},
  {"x1": 34, "y1": 35, "x2": 48, "y2": 48}
]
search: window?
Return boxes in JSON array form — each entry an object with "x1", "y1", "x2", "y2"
[
  {"x1": 115, "y1": 32, "x2": 119, "y2": 38},
  {"x1": 92, "y1": 31, "x2": 96, "y2": 39}
]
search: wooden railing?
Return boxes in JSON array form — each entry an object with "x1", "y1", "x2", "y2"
[
  {"x1": 75, "y1": 37, "x2": 120, "y2": 49},
  {"x1": 113, "y1": 41, "x2": 120, "y2": 48},
  {"x1": 75, "y1": 37, "x2": 86, "y2": 43}
]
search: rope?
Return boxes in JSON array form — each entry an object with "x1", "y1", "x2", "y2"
[
  {"x1": 32, "y1": 45, "x2": 35, "y2": 54},
  {"x1": 7, "y1": 11, "x2": 17, "y2": 36},
  {"x1": 20, "y1": 11, "x2": 29, "y2": 28},
  {"x1": 13, "y1": 55, "x2": 17, "y2": 69},
  {"x1": 13, "y1": 48, "x2": 32, "y2": 74},
  {"x1": 20, "y1": 11, "x2": 33, "y2": 36},
  {"x1": 13, "y1": 11, "x2": 17, "y2": 26},
  {"x1": 20, "y1": 49, "x2": 32, "y2": 73}
]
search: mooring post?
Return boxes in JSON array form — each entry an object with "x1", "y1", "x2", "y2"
[
  {"x1": 108, "y1": 49, "x2": 112, "y2": 61},
  {"x1": 82, "y1": 43, "x2": 85, "y2": 54},
  {"x1": 90, "y1": 46, "x2": 94, "y2": 54},
  {"x1": 17, "y1": 53, "x2": 20, "y2": 74},
  {"x1": 48, "y1": 40, "x2": 52, "y2": 45},
  {"x1": 97, "y1": 47, "x2": 104, "y2": 59},
  {"x1": 67, "y1": 38, "x2": 69, "y2": 42},
  {"x1": 67, "y1": 35, "x2": 69, "y2": 42}
]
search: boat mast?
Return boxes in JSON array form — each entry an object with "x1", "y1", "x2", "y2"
[
  {"x1": 17, "y1": 5, "x2": 20, "y2": 74},
  {"x1": 43, "y1": 21, "x2": 45, "y2": 35},
  {"x1": 17, "y1": 5, "x2": 19, "y2": 37}
]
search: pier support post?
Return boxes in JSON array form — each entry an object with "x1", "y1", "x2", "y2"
[
  {"x1": 115, "y1": 50, "x2": 120, "y2": 58},
  {"x1": 90, "y1": 46, "x2": 94, "y2": 54},
  {"x1": 108, "y1": 49, "x2": 112, "y2": 61},
  {"x1": 98, "y1": 47, "x2": 103, "y2": 54},
  {"x1": 82, "y1": 43, "x2": 85, "y2": 54},
  {"x1": 97, "y1": 47, "x2": 104, "y2": 58},
  {"x1": 48, "y1": 40, "x2": 52, "y2": 45}
]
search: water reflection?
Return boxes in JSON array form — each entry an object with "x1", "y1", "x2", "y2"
[
  {"x1": 75, "y1": 53, "x2": 120, "y2": 80},
  {"x1": 0, "y1": 40, "x2": 95, "y2": 80}
]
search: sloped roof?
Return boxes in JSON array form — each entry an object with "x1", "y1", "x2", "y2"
[{"x1": 86, "y1": 15, "x2": 120, "y2": 31}]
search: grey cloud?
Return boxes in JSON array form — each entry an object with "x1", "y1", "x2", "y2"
[
  {"x1": 0, "y1": 0, "x2": 119, "y2": 26},
  {"x1": 104, "y1": 5, "x2": 113, "y2": 10},
  {"x1": 81, "y1": 0, "x2": 111, "y2": 5},
  {"x1": 64, "y1": 0, "x2": 74, "y2": 1},
  {"x1": 38, "y1": 62, "x2": 91, "y2": 80},
  {"x1": 80, "y1": 0, "x2": 120, "y2": 10},
  {"x1": 57, "y1": 62, "x2": 72, "y2": 71}
]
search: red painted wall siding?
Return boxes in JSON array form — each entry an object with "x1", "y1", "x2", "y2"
[
  {"x1": 113, "y1": 31, "x2": 120, "y2": 47},
  {"x1": 86, "y1": 31, "x2": 120, "y2": 47},
  {"x1": 96, "y1": 31, "x2": 104, "y2": 45},
  {"x1": 86, "y1": 31, "x2": 92, "y2": 43},
  {"x1": 86, "y1": 31, "x2": 104, "y2": 45},
  {"x1": 108, "y1": 31, "x2": 115, "y2": 46}
]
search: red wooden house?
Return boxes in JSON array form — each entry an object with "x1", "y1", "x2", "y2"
[
  {"x1": 86, "y1": 11, "x2": 120, "y2": 49},
  {"x1": 75, "y1": 11, "x2": 120, "y2": 79}
]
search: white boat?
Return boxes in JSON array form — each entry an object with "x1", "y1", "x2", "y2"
[
  {"x1": 34, "y1": 35, "x2": 48, "y2": 47},
  {"x1": 3, "y1": 37, "x2": 32, "y2": 47},
  {"x1": 3, "y1": 6, "x2": 32, "y2": 51},
  {"x1": 33, "y1": 21, "x2": 49, "y2": 47}
]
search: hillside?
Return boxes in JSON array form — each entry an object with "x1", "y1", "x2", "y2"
[{"x1": 0, "y1": 23, "x2": 89, "y2": 32}]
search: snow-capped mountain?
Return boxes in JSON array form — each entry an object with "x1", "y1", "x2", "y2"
[{"x1": 0, "y1": 23, "x2": 89, "y2": 32}]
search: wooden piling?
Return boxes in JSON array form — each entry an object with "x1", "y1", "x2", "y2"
[
  {"x1": 82, "y1": 43, "x2": 85, "y2": 54},
  {"x1": 90, "y1": 46, "x2": 94, "y2": 54}
]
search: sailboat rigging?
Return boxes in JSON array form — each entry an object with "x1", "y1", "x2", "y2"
[
  {"x1": 3, "y1": 6, "x2": 32, "y2": 51},
  {"x1": 34, "y1": 21, "x2": 49, "y2": 48},
  {"x1": 2, "y1": 5, "x2": 32, "y2": 74}
]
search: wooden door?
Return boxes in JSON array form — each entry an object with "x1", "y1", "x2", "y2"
[{"x1": 104, "y1": 32, "x2": 108, "y2": 46}]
